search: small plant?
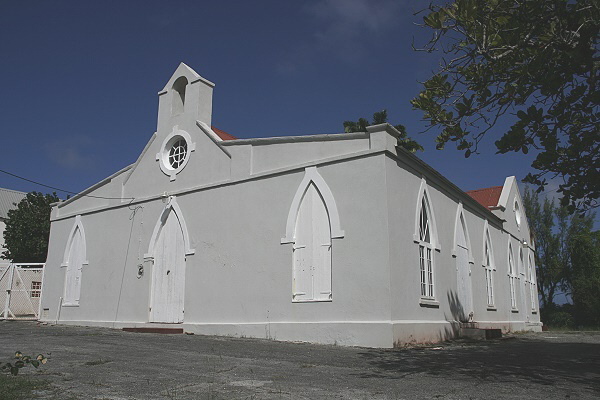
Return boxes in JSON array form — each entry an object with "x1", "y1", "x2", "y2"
[{"x1": 1, "y1": 351, "x2": 47, "y2": 376}]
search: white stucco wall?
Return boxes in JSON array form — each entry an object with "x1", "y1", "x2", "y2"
[
  {"x1": 0, "y1": 219, "x2": 8, "y2": 267},
  {"x1": 0, "y1": 219, "x2": 6, "y2": 253},
  {"x1": 40, "y1": 64, "x2": 540, "y2": 348}
]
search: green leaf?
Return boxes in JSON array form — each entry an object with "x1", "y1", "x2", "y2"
[
  {"x1": 10, "y1": 366, "x2": 19, "y2": 376},
  {"x1": 495, "y1": 16, "x2": 509, "y2": 25}
]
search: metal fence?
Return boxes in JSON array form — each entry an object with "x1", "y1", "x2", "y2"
[{"x1": 0, "y1": 263, "x2": 45, "y2": 320}]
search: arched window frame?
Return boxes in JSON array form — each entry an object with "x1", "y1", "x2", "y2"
[
  {"x1": 281, "y1": 167, "x2": 344, "y2": 244},
  {"x1": 413, "y1": 178, "x2": 440, "y2": 250},
  {"x1": 507, "y1": 241, "x2": 518, "y2": 311},
  {"x1": 528, "y1": 252, "x2": 537, "y2": 312},
  {"x1": 281, "y1": 167, "x2": 344, "y2": 303},
  {"x1": 482, "y1": 221, "x2": 496, "y2": 308},
  {"x1": 61, "y1": 215, "x2": 89, "y2": 306},
  {"x1": 413, "y1": 178, "x2": 440, "y2": 301},
  {"x1": 452, "y1": 202, "x2": 474, "y2": 264},
  {"x1": 144, "y1": 196, "x2": 195, "y2": 261}
]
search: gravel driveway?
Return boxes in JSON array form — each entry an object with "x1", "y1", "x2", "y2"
[{"x1": 1, "y1": 321, "x2": 598, "y2": 399}]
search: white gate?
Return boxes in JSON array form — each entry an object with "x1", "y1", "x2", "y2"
[{"x1": 0, "y1": 263, "x2": 44, "y2": 320}]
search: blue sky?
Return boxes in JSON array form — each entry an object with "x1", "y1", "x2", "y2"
[{"x1": 0, "y1": 0, "x2": 547, "y2": 200}]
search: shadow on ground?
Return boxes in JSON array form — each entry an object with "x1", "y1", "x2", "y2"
[{"x1": 357, "y1": 336, "x2": 600, "y2": 393}]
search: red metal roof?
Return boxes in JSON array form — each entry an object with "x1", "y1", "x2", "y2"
[
  {"x1": 211, "y1": 126, "x2": 237, "y2": 141},
  {"x1": 466, "y1": 186, "x2": 503, "y2": 209}
]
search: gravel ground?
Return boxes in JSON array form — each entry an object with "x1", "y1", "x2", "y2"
[{"x1": 0, "y1": 321, "x2": 599, "y2": 399}]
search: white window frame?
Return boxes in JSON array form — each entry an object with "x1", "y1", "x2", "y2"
[
  {"x1": 144, "y1": 196, "x2": 195, "y2": 260},
  {"x1": 514, "y1": 199, "x2": 522, "y2": 230},
  {"x1": 507, "y1": 242, "x2": 518, "y2": 311},
  {"x1": 156, "y1": 126, "x2": 196, "y2": 181},
  {"x1": 452, "y1": 202, "x2": 474, "y2": 264},
  {"x1": 282, "y1": 167, "x2": 344, "y2": 303},
  {"x1": 413, "y1": 178, "x2": 440, "y2": 302},
  {"x1": 482, "y1": 221, "x2": 496, "y2": 308},
  {"x1": 528, "y1": 252, "x2": 537, "y2": 312}
]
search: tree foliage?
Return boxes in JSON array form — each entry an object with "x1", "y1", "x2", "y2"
[
  {"x1": 564, "y1": 223, "x2": 600, "y2": 326},
  {"x1": 343, "y1": 110, "x2": 424, "y2": 152},
  {"x1": 2, "y1": 192, "x2": 59, "y2": 263},
  {"x1": 524, "y1": 188, "x2": 599, "y2": 326},
  {"x1": 413, "y1": 0, "x2": 599, "y2": 213},
  {"x1": 523, "y1": 189, "x2": 561, "y2": 308}
]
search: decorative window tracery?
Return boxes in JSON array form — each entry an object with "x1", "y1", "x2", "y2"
[
  {"x1": 418, "y1": 197, "x2": 434, "y2": 298},
  {"x1": 413, "y1": 178, "x2": 439, "y2": 302},
  {"x1": 168, "y1": 139, "x2": 187, "y2": 169},
  {"x1": 156, "y1": 126, "x2": 196, "y2": 181}
]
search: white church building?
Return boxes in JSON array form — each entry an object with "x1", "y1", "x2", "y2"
[{"x1": 40, "y1": 64, "x2": 542, "y2": 347}]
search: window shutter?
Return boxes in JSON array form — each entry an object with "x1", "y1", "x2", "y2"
[{"x1": 293, "y1": 186, "x2": 313, "y2": 300}]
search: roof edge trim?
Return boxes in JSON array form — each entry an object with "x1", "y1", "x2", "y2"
[{"x1": 220, "y1": 132, "x2": 369, "y2": 146}]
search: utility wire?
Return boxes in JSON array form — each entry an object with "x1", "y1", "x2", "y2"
[{"x1": 0, "y1": 168, "x2": 134, "y2": 201}]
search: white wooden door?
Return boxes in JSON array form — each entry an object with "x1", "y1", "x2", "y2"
[
  {"x1": 456, "y1": 219, "x2": 473, "y2": 322},
  {"x1": 150, "y1": 211, "x2": 185, "y2": 323},
  {"x1": 293, "y1": 183, "x2": 331, "y2": 301},
  {"x1": 64, "y1": 229, "x2": 83, "y2": 304}
]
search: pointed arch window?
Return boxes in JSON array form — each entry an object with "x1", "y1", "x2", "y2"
[
  {"x1": 282, "y1": 167, "x2": 344, "y2": 303},
  {"x1": 418, "y1": 196, "x2": 435, "y2": 298},
  {"x1": 508, "y1": 243, "x2": 517, "y2": 310},
  {"x1": 482, "y1": 222, "x2": 495, "y2": 308},
  {"x1": 61, "y1": 215, "x2": 88, "y2": 306},
  {"x1": 528, "y1": 253, "x2": 537, "y2": 311},
  {"x1": 452, "y1": 203, "x2": 474, "y2": 263},
  {"x1": 414, "y1": 179, "x2": 439, "y2": 301}
]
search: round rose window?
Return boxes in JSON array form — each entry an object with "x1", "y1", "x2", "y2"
[
  {"x1": 157, "y1": 128, "x2": 195, "y2": 181},
  {"x1": 168, "y1": 139, "x2": 188, "y2": 169}
]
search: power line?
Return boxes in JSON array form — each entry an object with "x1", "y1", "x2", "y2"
[{"x1": 0, "y1": 168, "x2": 134, "y2": 201}]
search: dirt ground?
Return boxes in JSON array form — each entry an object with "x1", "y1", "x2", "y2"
[{"x1": 0, "y1": 321, "x2": 599, "y2": 399}]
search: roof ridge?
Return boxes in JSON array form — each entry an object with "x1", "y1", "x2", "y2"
[
  {"x1": 466, "y1": 185, "x2": 503, "y2": 194},
  {"x1": 0, "y1": 187, "x2": 27, "y2": 195}
]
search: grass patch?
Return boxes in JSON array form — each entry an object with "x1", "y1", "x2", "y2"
[{"x1": 0, "y1": 373, "x2": 51, "y2": 400}]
